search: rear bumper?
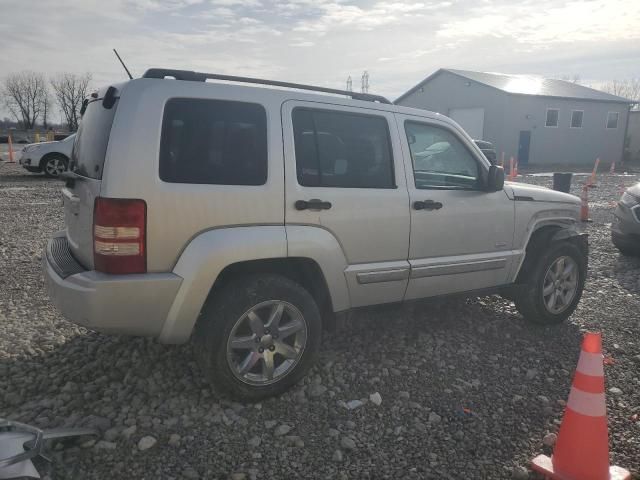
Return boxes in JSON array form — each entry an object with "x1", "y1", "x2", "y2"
[{"x1": 44, "y1": 232, "x2": 183, "y2": 337}]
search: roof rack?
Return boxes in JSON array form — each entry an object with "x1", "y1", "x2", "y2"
[{"x1": 142, "y1": 68, "x2": 391, "y2": 104}]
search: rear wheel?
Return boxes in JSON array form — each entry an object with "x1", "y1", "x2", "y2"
[
  {"x1": 42, "y1": 155, "x2": 68, "y2": 178},
  {"x1": 194, "y1": 274, "x2": 322, "y2": 400},
  {"x1": 515, "y1": 242, "x2": 586, "y2": 324}
]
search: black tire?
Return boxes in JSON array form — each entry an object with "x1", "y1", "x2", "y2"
[
  {"x1": 42, "y1": 154, "x2": 68, "y2": 178},
  {"x1": 612, "y1": 238, "x2": 640, "y2": 257},
  {"x1": 515, "y1": 241, "x2": 586, "y2": 325},
  {"x1": 194, "y1": 274, "x2": 322, "y2": 400}
]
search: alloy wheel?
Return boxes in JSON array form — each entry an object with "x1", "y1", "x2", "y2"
[
  {"x1": 226, "y1": 300, "x2": 307, "y2": 386},
  {"x1": 45, "y1": 158, "x2": 66, "y2": 176},
  {"x1": 542, "y1": 256, "x2": 579, "y2": 314}
]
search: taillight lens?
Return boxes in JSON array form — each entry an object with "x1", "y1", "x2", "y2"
[{"x1": 93, "y1": 197, "x2": 146, "y2": 274}]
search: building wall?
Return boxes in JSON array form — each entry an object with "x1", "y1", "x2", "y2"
[
  {"x1": 397, "y1": 71, "x2": 629, "y2": 165},
  {"x1": 502, "y1": 96, "x2": 628, "y2": 165},
  {"x1": 628, "y1": 111, "x2": 640, "y2": 162}
]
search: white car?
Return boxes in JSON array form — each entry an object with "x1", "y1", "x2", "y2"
[{"x1": 19, "y1": 134, "x2": 75, "y2": 178}]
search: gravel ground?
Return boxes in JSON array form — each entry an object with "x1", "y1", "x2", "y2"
[{"x1": 1, "y1": 160, "x2": 639, "y2": 480}]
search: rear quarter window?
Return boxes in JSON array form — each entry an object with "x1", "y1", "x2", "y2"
[{"x1": 159, "y1": 98, "x2": 268, "y2": 185}]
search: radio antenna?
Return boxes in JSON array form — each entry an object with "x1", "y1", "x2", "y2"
[{"x1": 113, "y1": 49, "x2": 133, "y2": 80}]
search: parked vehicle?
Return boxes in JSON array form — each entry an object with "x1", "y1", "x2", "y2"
[
  {"x1": 473, "y1": 139, "x2": 497, "y2": 164},
  {"x1": 44, "y1": 69, "x2": 588, "y2": 399},
  {"x1": 612, "y1": 182, "x2": 640, "y2": 256},
  {"x1": 19, "y1": 134, "x2": 75, "y2": 178}
]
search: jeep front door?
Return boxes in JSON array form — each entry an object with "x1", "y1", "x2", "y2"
[{"x1": 396, "y1": 114, "x2": 516, "y2": 300}]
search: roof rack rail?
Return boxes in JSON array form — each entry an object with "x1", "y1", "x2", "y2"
[{"x1": 142, "y1": 68, "x2": 392, "y2": 104}]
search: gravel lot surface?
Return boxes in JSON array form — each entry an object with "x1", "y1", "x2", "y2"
[{"x1": 1, "y1": 159, "x2": 639, "y2": 479}]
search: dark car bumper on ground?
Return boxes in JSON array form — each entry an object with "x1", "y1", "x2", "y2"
[{"x1": 612, "y1": 203, "x2": 640, "y2": 253}]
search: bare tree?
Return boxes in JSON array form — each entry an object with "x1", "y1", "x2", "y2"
[
  {"x1": 602, "y1": 78, "x2": 640, "y2": 105},
  {"x1": 41, "y1": 87, "x2": 52, "y2": 129},
  {"x1": 2, "y1": 71, "x2": 48, "y2": 129},
  {"x1": 50, "y1": 73, "x2": 92, "y2": 131}
]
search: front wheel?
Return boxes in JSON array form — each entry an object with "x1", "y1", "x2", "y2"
[
  {"x1": 194, "y1": 274, "x2": 322, "y2": 400},
  {"x1": 515, "y1": 242, "x2": 586, "y2": 324},
  {"x1": 42, "y1": 155, "x2": 68, "y2": 178}
]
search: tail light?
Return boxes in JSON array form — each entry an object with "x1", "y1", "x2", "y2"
[{"x1": 93, "y1": 197, "x2": 146, "y2": 274}]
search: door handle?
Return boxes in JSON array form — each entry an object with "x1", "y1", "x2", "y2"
[
  {"x1": 295, "y1": 199, "x2": 332, "y2": 211},
  {"x1": 413, "y1": 200, "x2": 443, "y2": 211}
]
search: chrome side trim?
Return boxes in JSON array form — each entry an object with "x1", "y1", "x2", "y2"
[
  {"x1": 411, "y1": 258, "x2": 506, "y2": 279},
  {"x1": 356, "y1": 268, "x2": 410, "y2": 284}
]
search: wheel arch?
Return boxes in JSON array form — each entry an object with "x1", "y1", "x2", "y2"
[
  {"x1": 158, "y1": 225, "x2": 349, "y2": 344},
  {"x1": 211, "y1": 257, "x2": 334, "y2": 320},
  {"x1": 515, "y1": 221, "x2": 587, "y2": 283}
]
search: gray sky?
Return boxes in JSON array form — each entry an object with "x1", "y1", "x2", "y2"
[{"x1": 1, "y1": 0, "x2": 639, "y2": 119}]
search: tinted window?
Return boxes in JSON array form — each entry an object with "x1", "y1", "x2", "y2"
[
  {"x1": 160, "y1": 98, "x2": 267, "y2": 185},
  {"x1": 606, "y1": 112, "x2": 619, "y2": 129},
  {"x1": 571, "y1": 110, "x2": 583, "y2": 128},
  {"x1": 405, "y1": 122, "x2": 479, "y2": 190},
  {"x1": 292, "y1": 108, "x2": 395, "y2": 189},
  {"x1": 70, "y1": 99, "x2": 118, "y2": 179},
  {"x1": 545, "y1": 109, "x2": 559, "y2": 127}
]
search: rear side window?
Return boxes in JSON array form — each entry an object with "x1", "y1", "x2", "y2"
[
  {"x1": 70, "y1": 99, "x2": 118, "y2": 179},
  {"x1": 160, "y1": 98, "x2": 267, "y2": 185},
  {"x1": 292, "y1": 108, "x2": 395, "y2": 189}
]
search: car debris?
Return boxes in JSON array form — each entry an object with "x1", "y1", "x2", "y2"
[{"x1": 0, "y1": 418, "x2": 96, "y2": 479}]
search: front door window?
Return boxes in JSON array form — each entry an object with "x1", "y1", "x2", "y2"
[{"x1": 404, "y1": 122, "x2": 479, "y2": 190}]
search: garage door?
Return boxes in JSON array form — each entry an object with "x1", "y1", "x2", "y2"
[{"x1": 448, "y1": 107, "x2": 485, "y2": 140}]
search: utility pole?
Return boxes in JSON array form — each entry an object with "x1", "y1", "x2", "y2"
[{"x1": 361, "y1": 71, "x2": 369, "y2": 93}]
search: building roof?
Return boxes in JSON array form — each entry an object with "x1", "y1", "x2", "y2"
[{"x1": 395, "y1": 68, "x2": 633, "y2": 104}]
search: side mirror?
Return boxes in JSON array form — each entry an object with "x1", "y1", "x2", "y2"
[{"x1": 487, "y1": 165, "x2": 504, "y2": 192}]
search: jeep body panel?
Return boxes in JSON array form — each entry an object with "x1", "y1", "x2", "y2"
[
  {"x1": 281, "y1": 100, "x2": 412, "y2": 308},
  {"x1": 506, "y1": 182, "x2": 582, "y2": 281},
  {"x1": 394, "y1": 111, "x2": 518, "y2": 299},
  {"x1": 100, "y1": 80, "x2": 286, "y2": 273},
  {"x1": 158, "y1": 225, "x2": 287, "y2": 343}
]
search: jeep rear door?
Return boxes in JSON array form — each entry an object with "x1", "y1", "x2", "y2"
[
  {"x1": 282, "y1": 101, "x2": 411, "y2": 307},
  {"x1": 395, "y1": 112, "x2": 516, "y2": 299}
]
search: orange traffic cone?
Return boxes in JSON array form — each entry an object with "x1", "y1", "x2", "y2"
[
  {"x1": 580, "y1": 185, "x2": 591, "y2": 222},
  {"x1": 587, "y1": 158, "x2": 600, "y2": 187},
  {"x1": 7, "y1": 134, "x2": 15, "y2": 163},
  {"x1": 531, "y1": 333, "x2": 630, "y2": 480}
]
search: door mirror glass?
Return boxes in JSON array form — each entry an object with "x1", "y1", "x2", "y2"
[{"x1": 487, "y1": 165, "x2": 504, "y2": 192}]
